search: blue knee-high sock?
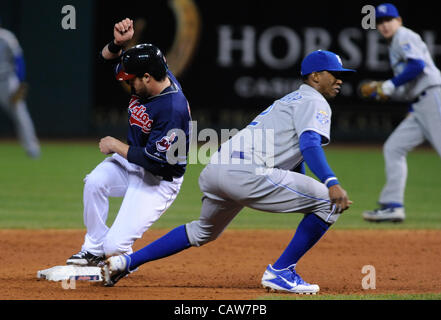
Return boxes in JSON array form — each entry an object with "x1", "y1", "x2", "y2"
[
  {"x1": 128, "y1": 225, "x2": 191, "y2": 271},
  {"x1": 272, "y1": 214, "x2": 329, "y2": 270}
]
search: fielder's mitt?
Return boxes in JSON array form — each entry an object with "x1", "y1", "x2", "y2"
[
  {"x1": 10, "y1": 82, "x2": 28, "y2": 105},
  {"x1": 359, "y1": 81, "x2": 388, "y2": 101}
]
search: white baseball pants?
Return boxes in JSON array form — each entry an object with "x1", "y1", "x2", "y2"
[{"x1": 81, "y1": 154, "x2": 183, "y2": 257}]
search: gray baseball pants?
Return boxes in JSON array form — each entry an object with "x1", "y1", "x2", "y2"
[
  {"x1": 186, "y1": 161, "x2": 339, "y2": 247},
  {"x1": 379, "y1": 86, "x2": 441, "y2": 205},
  {"x1": 0, "y1": 78, "x2": 40, "y2": 157}
]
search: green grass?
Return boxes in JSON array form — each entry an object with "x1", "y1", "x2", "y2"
[
  {"x1": 259, "y1": 293, "x2": 441, "y2": 300},
  {"x1": 0, "y1": 141, "x2": 440, "y2": 229}
]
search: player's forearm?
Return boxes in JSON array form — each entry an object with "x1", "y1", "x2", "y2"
[
  {"x1": 302, "y1": 146, "x2": 339, "y2": 187},
  {"x1": 101, "y1": 40, "x2": 123, "y2": 60},
  {"x1": 391, "y1": 58, "x2": 425, "y2": 87},
  {"x1": 299, "y1": 131, "x2": 339, "y2": 188},
  {"x1": 99, "y1": 136, "x2": 129, "y2": 158},
  {"x1": 382, "y1": 58, "x2": 425, "y2": 95},
  {"x1": 112, "y1": 141, "x2": 129, "y2": 159}
]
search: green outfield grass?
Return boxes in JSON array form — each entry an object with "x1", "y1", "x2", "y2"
[
  {"x1": 260, "y1": 293, "x2": 441, "y2": 300},
  {"x1": 0, "y1": 141, "x2": 440, "y2": 229}
]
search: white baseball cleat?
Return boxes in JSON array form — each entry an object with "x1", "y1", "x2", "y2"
[
  {"x1": 261, "y1": 264, "x2": 319, "y2": 294},
  {"x1": 363, "y1": 207, "x2": 405, "y2": 222}
]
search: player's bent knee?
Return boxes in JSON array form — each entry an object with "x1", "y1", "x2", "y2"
[
  {"x1": 83, "y1": 174, "x2": 107, "y2": 195},
  {"x1": 312, "y1": 203, "x2": 340, "y2": 225},
  {"x1": 383, "y1": 139, "x2": 395, "y2": 154},
  {"x1": 102, "y1": 238, "x2": 130, "y2": 257},
  {"x1": 383, "y1": 137, "x2": 407, "y2": 156},
  {"x1": 185, "y1": 221, "x2": 219, "y2": 247}
]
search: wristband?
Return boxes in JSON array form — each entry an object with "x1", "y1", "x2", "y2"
[
  {"x1": 381, "y1": 80, "x2": 395, "y2": 96},
  {"x1": 108, "y1": 40, "x2": 123, "y2": 54},
  {"x1": 324, "y1": 177, "x2": 339, "y2": 187}
]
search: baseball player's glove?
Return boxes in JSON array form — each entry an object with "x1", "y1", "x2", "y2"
[
  {"x1": 10, "y1": 82, "x2": 28, "y2": 105},
  {"x1": 359, "y1": 81, "x2": 388, "y2": 101}
]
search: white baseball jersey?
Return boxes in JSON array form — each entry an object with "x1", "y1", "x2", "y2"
[
  {"x1": 389, "y1": 26, "x2": 441, "y2": 100},
  {"x1": 217, "y1": 84, "x2": 331, "y2": 170}
]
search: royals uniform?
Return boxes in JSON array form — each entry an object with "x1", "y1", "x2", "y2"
[
  {"x1": 80, "y1": 68, "x2": 191, "y2": 257},
  {"x1": 186, "y1": 83, "x2": 339, "y2": 247},
  {"x1": 0, "y1": 27, "x2": 40, "y2": 158},
  {"x1": 378, "y1": 26, "x2": 441, "y2": 207}
]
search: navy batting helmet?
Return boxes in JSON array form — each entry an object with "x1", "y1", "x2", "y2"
[{"x1": 116, "y1": 43, "x2": 168, "y2": 81}]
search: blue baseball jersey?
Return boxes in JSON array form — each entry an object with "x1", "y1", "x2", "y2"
[{"x1": 125, "y1": 70, "x2": 191, "y2": 180}]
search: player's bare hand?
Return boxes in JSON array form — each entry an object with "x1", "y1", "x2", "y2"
[
  {"x1": 328, "y1": 184, "x2": 352, "y2": 213},
  {"x1": 99, "y1": 136, "x2": 130, "y2": 158},
  {"x1": 99, "y1": 136, "x2": 116, "y2": 155},
  {"x1": 113, "y1": 18, "x2": 134, "y2": 46}
]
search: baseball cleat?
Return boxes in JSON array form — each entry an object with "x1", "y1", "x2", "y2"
[
  {"x1": 66, "y1": 250, "x2": 105, "y2": 266},
  {"x1": 100, "y1": 254, "x2": 131, "y2": 287},
  {"x1": 261, "y1": 264, "x2": 319, "y2": 294},
  {"x1": 362, "y1": 207, "x2": 405, "y2": 222}
]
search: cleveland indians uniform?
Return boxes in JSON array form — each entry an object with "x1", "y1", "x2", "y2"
[
  {"x1": 67, "y1": 57, "x2": 191, "y2": 263},
  {"x1": 0, "y1": 27, "x2": 40, "y2": 158},
  {"x1": 363, "y1": 4, "x2": 441, "y2": 222}
]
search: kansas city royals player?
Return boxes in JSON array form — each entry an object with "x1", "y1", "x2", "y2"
[
  {"x1": 66, "y1": 18, "x2": 191, "y2": 265},
  {"x1": 101, "y1": 50, "x2": 354, "y2": 294},
  {"x1": 362, "y1": 4, "x2": 441, "y2": 222},
  {"x1": 0, "y1": 22, "x2": 40, "y2": 158}
]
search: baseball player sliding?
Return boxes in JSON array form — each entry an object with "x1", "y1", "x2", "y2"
[
  {"x1": 361, "y1": 3, "x2": 441, "y2": 222},
  {"x1": 0, "y1": 22, "x2": 40, "y2": 158},
  {"x1": 66, "y1": 19, "x2": 191, "y2": 266},
  {"x1": 100, "y1": 50, "x2": 354, "y2": 294}
]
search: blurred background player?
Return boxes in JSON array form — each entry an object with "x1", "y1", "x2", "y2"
[
  {"x1": 100, "y1": 50, "x2": 353, "y2": 294},
  {"x1": 0, "y1": 19, "x2": 40, "y2": 158},
  {"x1": 66, "y1": 18, "x2": 191, "y2": 266},
  {"x1": 360, "y1": 3, "x2": 441, "y2": 223}
]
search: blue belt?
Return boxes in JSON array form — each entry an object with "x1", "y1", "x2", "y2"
[
  {"x1": 411, "y1": 90, "x2": 427, "y2": 104},
  {"x1": 412, "y1": 85, "x2": 441, "y2": 104},
  {"x1": 231, "y1": 151, "x2": 245, "y2": 159}
]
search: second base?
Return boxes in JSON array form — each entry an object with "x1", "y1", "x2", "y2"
[{"x1": 37, "y1": 265, "x2": 102, "y2": 282}]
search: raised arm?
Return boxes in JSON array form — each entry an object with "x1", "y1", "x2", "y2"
[{"x1": 101, "y1": 18, "x2": 134, "y2": 60}]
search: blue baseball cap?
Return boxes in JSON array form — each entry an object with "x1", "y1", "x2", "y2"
[
  {"x1": 300, "y1": 50, "x2": 355, "y2": 76},
  {"x1": 376, "y1": 3, "x2": 400, "y2": 19}
]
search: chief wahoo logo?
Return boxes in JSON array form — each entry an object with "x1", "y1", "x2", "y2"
[{"x1": 156, "y1": 132, "x2": 177, "y2": 152}]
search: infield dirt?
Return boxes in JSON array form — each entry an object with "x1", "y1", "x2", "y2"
[{"x1": 1, "y1": 229, "x2": 440, "y2": 299}]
